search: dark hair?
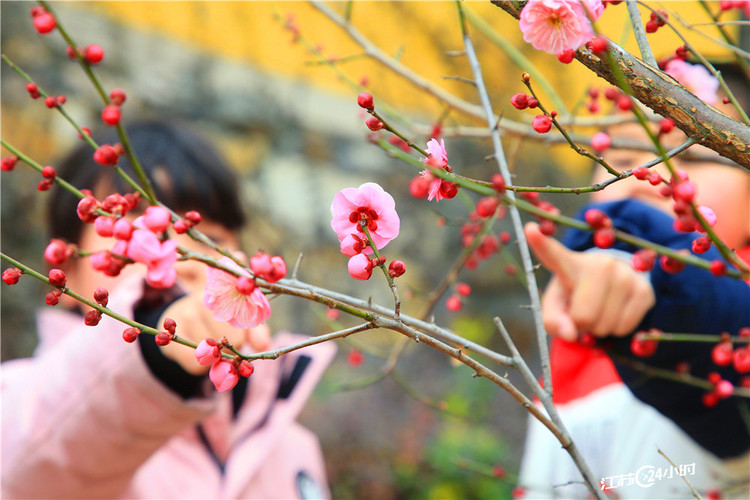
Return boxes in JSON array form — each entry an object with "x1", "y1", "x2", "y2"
[{"x1": 48, "y1": 119, "x2": 246, "y2": 243}]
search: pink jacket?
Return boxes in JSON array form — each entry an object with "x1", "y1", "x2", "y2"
[{"x1": 1, "y1": 275, "x2": 335, "y2": 499}]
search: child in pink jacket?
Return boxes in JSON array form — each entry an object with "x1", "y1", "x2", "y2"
[{"x1": 1, "y1": 120, "x2": 335, "y2": 499}]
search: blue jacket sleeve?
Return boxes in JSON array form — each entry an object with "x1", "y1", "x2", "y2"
[{"x1": 562, "y1": 199, "x2": 750, "y2": 459}]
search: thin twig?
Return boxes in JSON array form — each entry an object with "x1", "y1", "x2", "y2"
[
  {"x1": 657, "y1": 448, "x2": 702, "y2": 500},
  {"x1": 626, "y1": 0, "x2": 658, "y2": 68}
]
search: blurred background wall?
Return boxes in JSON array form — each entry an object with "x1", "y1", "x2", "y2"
[{"x1": 1, "y1": 2, "x2": 742, "y2": 498}]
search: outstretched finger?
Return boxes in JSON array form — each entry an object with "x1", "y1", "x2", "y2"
[{"x1": 524, "y1": 222, "x2": 579, "y2": 289}]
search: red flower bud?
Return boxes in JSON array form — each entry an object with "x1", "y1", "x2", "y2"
[
  {"x1": 84, "y1": 44, "x2": 105, "y2": 65},
  {"x1": 84, "y1": 309, "x2": 102, "y2": 326},
  {"x1": 122, "y1": 327, "x2": 141, "y2": 343},
  {"x1": 532, "y1": 115, "x2": 552, "y2": 134},
  {"x1": 101, "y1": 104, "x2": 121, "y2": 126},
  {"x1": 365, "y1": 117, "x2": 383, "y2": 131},
  {"x1": 93, "y1": 144, "x2": 119, "y2": 166},
  {"x1": 155, "y1": 332, "x2": 173, "y2": 346},
  {"x1": 2, "y1": 268, "x2": 22, "y2": 285},
  {"x1": 94, "y1": 287, "x2": 109, "y2": 306},
  {"x1": 33, "y1": 12, "x2": 56, "y2": 34},
  {"x1": 48, "y1": 268, "x2": 67, "y2": 287},
  {"x1": 357, "y1": 92, "x2": 374, "y2": 110},
  {"x1": 510, "y1": 93, "x2": 529, "y2": 110},
  {"x1": 163, "y1": 317, "x2": 177, "y2": 334},
  {"x1": 109, "y1": 88, "x2": 127, "y2": 105},
  {"x1": 388, "y1": 260, "x2": 406, "y2": 278}
]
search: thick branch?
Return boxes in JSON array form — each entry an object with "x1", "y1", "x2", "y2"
[{"x1": 490, "y1": 0, "x2": 750, "y2": 170}]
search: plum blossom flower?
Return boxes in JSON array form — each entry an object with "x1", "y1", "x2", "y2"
[
  {"x1": 135, "y1": 206, "x2": 171, "y2": 234},
  {"x1": 126, "y1": 229, "x2": 178, "y2": 288},
  {"x1": 519, "y1": 0, "x2": 603, "y2": 55},
  {"x1": 203, "y1": 257, "x2": 271, "y2": 328},
  {"x1": 330, "y1": 182, "x2": 400, "y2": 251},
  {"x1": 420, "y1": 139, "x2": 453, "y2": 202},
  {"x1": 209, "y1": 359, "x2": 239, "y2": 392},
  {"x1": 664, "y1": 59, "x2": 720, "y2": 105}
]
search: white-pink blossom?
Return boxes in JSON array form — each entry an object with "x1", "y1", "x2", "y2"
[
  {"x1": 330, "y1": 182, "x2": 400, "y2": 251},
  {"x1": 664, "y1": 59, "x2": 720, "y2": 105},
  {"x1": 203, "y1": 257, "x2": 271, "y2": 328},
  {"x1": 519, "y1": 0, "x2": 602, "y2": 55},
  {"x1": 126, "y1": 229, "x2": 178, "y2": 288},
  {"x1": 421, "y1": 139, "x2": 450, "y2": 202}
]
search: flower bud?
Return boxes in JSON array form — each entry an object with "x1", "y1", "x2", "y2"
[
  {"x1": 209, "y1": 360, "x2": 240, "y2": 392},
  {"x1": 2, "y1": 268, "x2": 22, "y2": 285},
  {"x1": 84, "y1": 309, "x2": 102, "y2": 326},
  {"x1": 348, "y1": 253, "x2": 373, "y2": 280},
  {"x1": 195, "y1": 338, "x2": 222, "y2": 366},
  {"x1": 388, "y1": 260, "x2": 406, "y2": 278},
  {"x1": 48, "y1": 268, "x2": 67, "y2": 287},
  {"x1": 365, "y1": 117, "x2": 383, "y2": 131},
  {"x1": 94, "y1": 287, "x2": 109, "y2": 307},
  {"x1": 122, "y1": 327, "x2": 140, "y2": 343},
  {"x1": 340, "y1": 234, "x2": 366, "y2": 257},
  {"x1": 532, "y1": 115, "x2": 552, "y2": 133},
  {"x1": 238, "y1": 360, "x2": 255, "y2": 377},
  {"x1": 357, "y1": 92, "x2": 374, "y2": 110}
]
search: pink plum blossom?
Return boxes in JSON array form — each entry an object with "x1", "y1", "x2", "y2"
[
  {"x1": 664, "y1": 59, "x2": 720, "y2": 105},
  {"x1": 126, "y1": 229, "x2": 178, "y2": 288},
  {"x1": 340, "y1": 234, "x2": 368, "y2": 257},
  {"x1": 195, "y1": 338, "x2": 222, "y2": 366},
  {"x1": 348, "y1": 253, "x2": 373, "y2": 280},
  {"x1": 209, "y1": 359, "x2": 239, "y2": 392},
  {"x1": 519, "y1": 0, "x2": 602, "y2": 55},
  {"x1": 421, "y1": 139, "x2": 450, "y2": 202},
  {"x1": 203, "y1": 257, "x2": 271, "y2": 328},
  {"x1": 330, "y1": 182, "x2": 400, "y2": 251},
  {"x1": 590, "y1": 131, "x2": 612, "y2": 152},
  {"x1": 137, "y1": 206, "x2": 171, "y2": 234},
  {"x1": 697, "y1": 205, "x2": 717, "y2": 232},
  {"x1": 249, "y1": 251, "x2": 287, "y2": 283}
]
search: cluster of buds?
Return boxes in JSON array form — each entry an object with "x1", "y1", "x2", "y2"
[
  {"x1": 711, "y1": 329, "x2": 750, "y2": 374},
  {"x1": 603, "y1": 86, "x2": 633, "y2": 111},
  {"x1": 584, "y1": 208, "x2": 616, "y2": 249},
  {"x1": 630, "y1": 329, "x2": 659, "y2": 357},
  {"x1": 37, "y1": 165, "x2": 57, "y2": 192},
  {"x1": 66, "y1": 44, "x2": 105, "y2": 65},
  {"x1": 195, "y1": 337, "x2": 255, "y2": 392},
  {"x1": 524, "y1": 192, "x2": 560, "y2": 237},
  {"x1": 249, "y1": 251, "x2": 287, "y2": 283},
  {"x1": 100, "y1": 89, "x2": 126, "y2": 127},
  {"x1": 445, "y1": 282, "x2": 471, "y2": 312},
  {"x1": 30, "y1": 6, "x2": 56, "y2": 35},
  {"x1": 93, "y1": 143, "x2": 124, "y2": 166},
  {"x1": 703, "y1": 371, "x2": 735, "y2": 407},
  {"x1": 173, "y1": 210, "x2": 202, "y2": 234},
  {"x1": 645, "y1": 10, "x2": 668, "y2": 34}
]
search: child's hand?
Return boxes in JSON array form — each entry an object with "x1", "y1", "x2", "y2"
[
  {"x1": 524, "y1": 222, "x2": 655, "y2": 341},
  {"x1": 157, "y1": 292, "x2": 270, "y2": 375}
]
